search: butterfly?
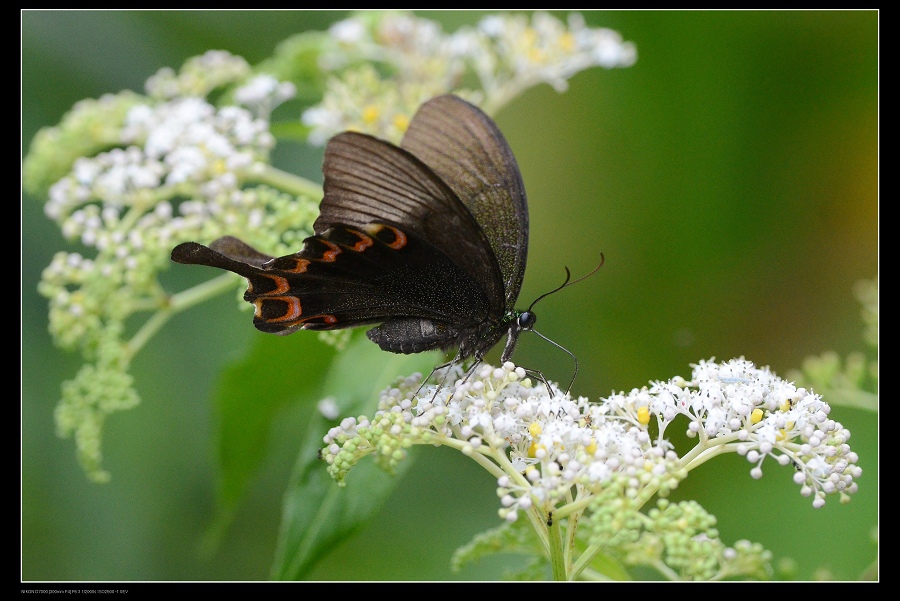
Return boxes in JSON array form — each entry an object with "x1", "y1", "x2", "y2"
[{"x1": 171, "y1": 94, "x2": 593, "y2": 388}]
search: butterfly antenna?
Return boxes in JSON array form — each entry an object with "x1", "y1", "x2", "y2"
[
  {"x1": 526, "y1": 253, "x2": 605, "y2": 313},
  {"x1": 522, "y1": 254, "x2": 604, "y2": 395}
]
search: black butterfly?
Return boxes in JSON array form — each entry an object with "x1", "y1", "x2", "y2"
[{"x1": 171, "y1": 94, "x2": 590, "y2": 386}]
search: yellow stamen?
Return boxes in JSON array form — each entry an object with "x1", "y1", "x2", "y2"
[
  {"x1": 528, "y1": 441, "x2": 545, "y2": 458},
  {"x1": 361, "y1": 105, "x2": 380, "y2": 124},
  {"x1": 528, "y1": 47, "x2": 546, "y2": 63},
  {"x1": 637, "y1": 406, "x2": 651, "y2": 425},
  {"x1": 392, "y1": 113, "x2": 410, "y2": 132}
]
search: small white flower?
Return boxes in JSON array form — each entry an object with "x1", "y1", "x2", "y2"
[
  {"x1": 330, "y1": 18, "x2": 367, "y2": 44},
  {"x1": 317, "y1": 398, "x2": 340, "y2": 420},
  {"x1": 478, "y1": 15, "x2": 506, "y2": 37}
]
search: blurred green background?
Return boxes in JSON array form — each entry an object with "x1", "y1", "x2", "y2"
[{"x1": 22, "y1": 10, "x2": 877, "y2": 581}]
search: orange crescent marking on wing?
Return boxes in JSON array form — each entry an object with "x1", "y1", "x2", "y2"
[
  {"x1": 261, "y1": 274, "x2": 291, "y2": 295},
  {"x1": 258, "y1": 296, "x2": 303, "y2": 322},
  {"x1": 347, "y1": 229, "x2": 374, "y2": 252},
  {"x1": 286, "y1": 258, "x2": 310, "y2": 273},
  {"x1": 291, "y1": 314, "x2": 339, "y2": 329},
  {"x1": 362, "y1": 224, "x2": 407, "y2": 250},
  {"x1": 385, "y1": 226, "x2": 407, "y2": 250},
  {"x1": 318, "y1": 239, "x2": 342, "y2": 262}
]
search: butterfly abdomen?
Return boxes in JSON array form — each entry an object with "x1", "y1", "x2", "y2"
[{"x1": 366, "y1": 318, "x2": 462, "y2": 354}]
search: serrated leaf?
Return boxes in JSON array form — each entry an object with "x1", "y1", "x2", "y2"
[{"x1": 271, "y1": 334, "x2": 438, "y2": 580}]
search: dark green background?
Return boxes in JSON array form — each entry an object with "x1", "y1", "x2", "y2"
[{"x1": 22, "y1": 10, "x2": 877, "y2": 581}]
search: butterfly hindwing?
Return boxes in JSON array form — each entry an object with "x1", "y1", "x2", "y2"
[{"x1": 173, "y1": 222, "x2": 493, "y2": 352}]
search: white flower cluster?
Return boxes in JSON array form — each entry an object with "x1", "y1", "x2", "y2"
[
  {"x1": 649, "y1": 358, "x2": 861, "y2": 508},
  {"x1": 144, "y1": 49, "x2": 253, "y2": 100},
  {"x1": 469, "y1": 12, "x2": 637, "y2": 96},
  {"x1": 32, "y1": 53, "x2": 306, "y2": 482},
  {"x1": 45, "y1": 96, "x2": 276, "y2": 230},
  {"x1": 234, "y1": 74, "x2": 297, "y2": 119},
  {"x1": 321, "y1": 358, "x2": 860, "y2": 525},
  {"x1": 302, "y1": 11, "x2": 637, "y2": 144}
]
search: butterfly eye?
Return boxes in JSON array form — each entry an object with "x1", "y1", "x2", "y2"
[{"x1": 518, "y1": 311, "x2": 537, "y2": 330}]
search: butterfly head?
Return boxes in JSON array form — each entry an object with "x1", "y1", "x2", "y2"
[{"x1": 517, "y1": 310, "x2": 537, "y2": 331}]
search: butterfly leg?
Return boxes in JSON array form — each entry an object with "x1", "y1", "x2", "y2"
[
  {"x1": 413, "y1": 357, "x2": 460, "y2": 400},
  {"x1": 414, "y1": 358, "x2": 560, "y2": 401},
  {"x1": 412, "y1": 355, "x2": 486, "y2": 402},
  {"x1": 523, "y1": 366, "x2": 556, "y2": 398}
]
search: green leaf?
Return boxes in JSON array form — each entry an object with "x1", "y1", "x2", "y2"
[
  {"x1": 271, "y1": 334, "x2": 438, "y2": 580},
  {"x1": 207, "y1": 332, "x2": 336, "y2": 543},
  {"x1": 269, "y1": 120, "x2": 313, "y2": 142},
  {"x1": 451, "y1": 520, "x2": 540, "y2": 573},
  {"x1": 585, "y1": 551, "x2": 633, "y2": 581}
]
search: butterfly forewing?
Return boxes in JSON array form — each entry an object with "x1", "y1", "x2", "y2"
[
  {"x1": 400, "y1": 95, "x2": 529, "y2": 313},
  {"x1": 316, "y1": 130, "x2": 504, "y2": 311}
]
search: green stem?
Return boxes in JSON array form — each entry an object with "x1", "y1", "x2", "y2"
[
  {"x1": 650, "y1": 558, "x2": 681, "y2": 581},
  {"x1": 124, "y1": 273, "x2": 239, "y2": 362},
  {"x1": 553, "y1": 495, "x2": 593, "y2": 521},
  {"x1": 680, "y1": 440, "x2": 733, "y2": 473},
  {"x1": 462, "y1": 447, "x2": 508, "y2": 481},
  {"x1": 547, "y1": 513, "x2": 567, "y2": 580},
  {"x1": 576, "y1": 566, "x2": 615, "y2": 581},
  {"x1": 826, "y1": 388, "x2": 878, "y2": 412},
  {"x1": 564, "y1": 508, "x2": 581, "y2": 573},
  {"x1": 169, "y1": 273, "x2": 240, "y2": 311},
  {"x1": 249, "y1": 165, "x2": 323, "y2": 199},
  {"x1": 570, "y1": 543, "x2": 600, "y2": 579}
]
